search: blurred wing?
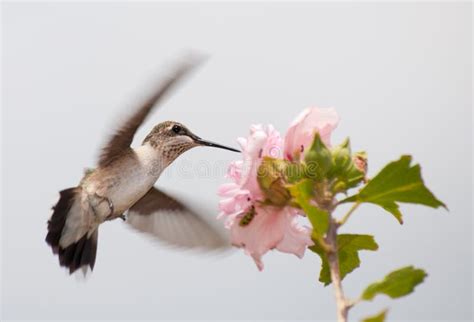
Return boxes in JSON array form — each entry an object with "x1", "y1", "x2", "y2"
[
  {"x1": 97, "y1": 57, "x2": 203, "y2": 167},
  {"x1": 126, "y1": 187, "x2": 229, "y2": 251}
]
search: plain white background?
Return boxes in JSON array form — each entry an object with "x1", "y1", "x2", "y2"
[{"x1": 1, "y1": 2, "x2": 472, "y2": 321}]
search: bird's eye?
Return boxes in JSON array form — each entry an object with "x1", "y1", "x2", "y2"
[{"x1": 172, "y1": 124, "x2": 182, "y2": 134}]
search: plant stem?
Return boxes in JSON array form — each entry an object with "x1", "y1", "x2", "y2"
[
  {"x1": 338, "y1": 202, "x2": 360, "y2": 226},
  {"x1": 326, "y1": 218, "x2": 351, "y2": 322}
]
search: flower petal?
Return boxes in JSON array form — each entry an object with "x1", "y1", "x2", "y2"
[
  {"x1": 284, "y1": 107, "x2": 339, "y2": 160},
  {"x1": 229, "y1": 207, "x2": 312, "y2": 270}
]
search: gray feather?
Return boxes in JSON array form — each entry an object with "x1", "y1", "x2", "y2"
[{"x1": 126, "y1": 187, "x2": 230, "y2": 251}]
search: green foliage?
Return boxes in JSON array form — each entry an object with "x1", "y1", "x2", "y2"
[
  {"x1": 361, "y1": 266, "x2": 427, "y2": 301},
  {"x1": 361, "y1": 309, "x2": 388, "y2": 322},
  {"x1": 281, "y1": 133, "x2": 438, "y2": 320},
  {"x1": 341, "y1": 155, "x2": 446, "y2": 224},
  {"x1": 254, "y1": 133, "x2": 436, "y2": 321},
  {"x1": 288, "y1": 179, "x2": 329, "y2": 238},
  {"x1": 378, "y1": 201, "x2": 403, "y2": 224},
  {"x1": 310, "y1": 234, "x2": 378, "y2": 285}
]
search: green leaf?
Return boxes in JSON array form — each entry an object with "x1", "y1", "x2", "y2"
[
  {"x1": 342, "y1": 155, "x2": 446, "y2": 224},
  {"x1": 361, "y1": 266, "x2": 427, "y2": 301},
  {"x1": 361, "y1": 309, "x2": 388, "y2": 322},
  {"x1": 288, "y1": 179, "x2": 328, "y2": 237},
  {"x1": 304, "y1": 132, "x2": 333, "y2": 180},
  {"x1": 310, "y1": 234, "x2": 378, "y2": 285},
  {"x1": 378, "y1": 201, "x2": 403, "y2": 224}
]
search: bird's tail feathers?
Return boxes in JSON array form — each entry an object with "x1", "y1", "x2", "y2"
[{"x1": 45, "y1": 187, "x2": 99, "y2": 274}]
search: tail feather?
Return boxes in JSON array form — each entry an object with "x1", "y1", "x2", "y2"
[
  {"x1": 45, "y1": 188, "x2": 99, "y2": 274},
  {"x1": 58, "y1": 231, "x2": 98, "y2": 274},
  {"x1": 45, "y1": 188, "x2": 76, "y2": 253}
]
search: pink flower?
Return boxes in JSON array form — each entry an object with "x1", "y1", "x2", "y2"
[
  {"x1": 229, "y1": 207, "x2": 313, "y2": 271},
  {"x1": 218, "y1": 124, "x2": 312, "y2": 270},
  {"x1": 218, "y1": 124, "x2": 281, "y2": 225},
  {"x1": 284, "y1": 107, "x2": 339, "y2": 160},
  {"x1": 238, "y1": 124, "x2": 282, "y2": 198}
]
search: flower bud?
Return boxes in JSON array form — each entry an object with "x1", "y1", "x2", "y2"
[
  {"x1": 353, "y1": 151, "x2": 368, "y2": 176},
  {"x1": 329, "y1": 138, "x2": 352, "y2": 178},
  {"x1": 304, "y1": 132, "x2": 333, "y2": 180}
]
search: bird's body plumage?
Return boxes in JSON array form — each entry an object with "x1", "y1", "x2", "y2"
[
  {"x1": 45, "y1": 57, "x2": 238, "y2": 274},
  {"x1": 82, "y1": 145, "x2": 165, "y2": 217}
]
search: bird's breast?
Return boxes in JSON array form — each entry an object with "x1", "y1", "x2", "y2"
[{"x1": 84, "y1": 146, "x2": 165, "y2": 216}]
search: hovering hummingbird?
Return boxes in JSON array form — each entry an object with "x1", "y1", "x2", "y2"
[{"x1": 45, "y1": 58, "x2": 239, "y2": 274}]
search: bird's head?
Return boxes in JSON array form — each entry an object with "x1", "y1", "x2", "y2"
[{"x1": 143, "y1": 121, "x2": 239, "y2": 164}]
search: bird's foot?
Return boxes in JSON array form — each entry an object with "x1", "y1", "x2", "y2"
[{"x1": 92, "y1": 193, "x2": 114, "y2": 218}]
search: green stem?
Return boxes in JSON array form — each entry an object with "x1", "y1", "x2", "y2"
[
  {"x1": 338, "y1": 202, "x2": 360, "y2": 226},
  {"x1": 326, "y1": 218, "x2": 350, "y2": 322},
  {"x1": 320, "y1": 200, "x2": 355, "y2": 322}
]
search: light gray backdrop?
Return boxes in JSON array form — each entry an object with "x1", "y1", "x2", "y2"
[{"x1": 1, "y1": 2, "x2": 472, "y2": 321}]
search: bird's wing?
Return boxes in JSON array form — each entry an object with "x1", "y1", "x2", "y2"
[
  {"x1": 97, "y1": 57, "x2": 203, "y2": 167},
  {"x1": 126, "y1": 187, "x2": 230, "y2": 251}
]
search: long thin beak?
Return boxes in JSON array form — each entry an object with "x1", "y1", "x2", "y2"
[{"x1": 193, "y1": 136, "x2": 240, "y2": 153}]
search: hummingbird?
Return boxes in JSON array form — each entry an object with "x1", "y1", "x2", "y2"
[{"x1": 45, "y1": 58, "x2": 239, "y2": 275}]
